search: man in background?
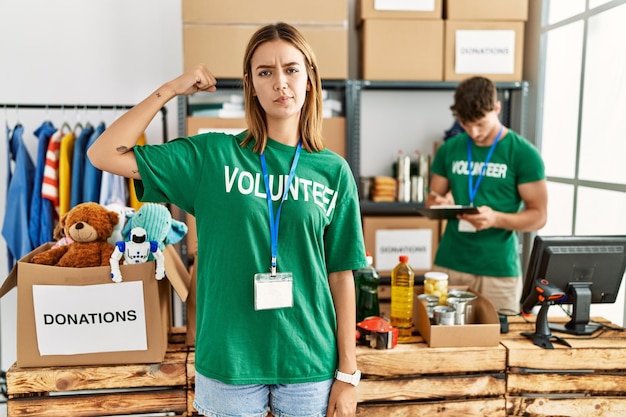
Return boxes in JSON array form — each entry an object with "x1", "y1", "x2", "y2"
[{"x1": 427, "y1": 76, "x2": 547, "y2": 313}]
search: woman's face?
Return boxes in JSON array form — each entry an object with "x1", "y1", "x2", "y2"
[{"x1": 249, "y1": 39, "x2": 310, "y2": 124}]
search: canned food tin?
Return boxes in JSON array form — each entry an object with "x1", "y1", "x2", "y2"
[
  {"x1": 418, "y1": 294, "x2": 440, "y2": 323},
  {"x1": 433, "y1": 305, "x2": 456, "y2": 326},
  {"x1": 448, "y1": 289, "x2": 478, "y2": 301},
  {"x1": 446, "y1": 298, "x2": 468, "y2": 325},
  {"x1": 447, "y1": 290, "x2": 478, "y2": 324}
]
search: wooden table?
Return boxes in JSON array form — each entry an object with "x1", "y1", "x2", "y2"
[
  {"x1": 7, "y1": 319, "x2": 626, "y2": 417},
  {"x1": 5, "y1": 331, "x2": 191, "y2": 417},
  {"x1": 356, "y1": 334, "x2": 507, "y2": 416},
  {"x1": 356, "y1": 316, "x2": 626, "y2": 417},
  {"x1": 502, "y1": 316, "x2": 626, "y2": 417}
]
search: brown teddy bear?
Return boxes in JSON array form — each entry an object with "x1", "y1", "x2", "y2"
[{"x1": 31, "y1": 202, "x2": 119, "y2": 267}]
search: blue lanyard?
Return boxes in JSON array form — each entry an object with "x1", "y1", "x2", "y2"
[
  {"x1": 467, "y1": 126, "x2": 503, "y2": 206},
  {"x1": 260, "y1": 141, "x2": 302, "y2": 276}
]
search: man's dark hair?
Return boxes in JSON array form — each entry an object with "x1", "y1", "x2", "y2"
[{"x1": 450, "y1": 76, "x2": 498, "y2": 124}]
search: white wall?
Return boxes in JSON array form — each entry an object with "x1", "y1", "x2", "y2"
[{"x1": 0, "y1": 0, "x2": 184, "y2": 371}]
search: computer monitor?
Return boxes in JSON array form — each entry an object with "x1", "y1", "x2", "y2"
[{"x1": 520, "y1": 235, "x2": 626, "y2": 336}]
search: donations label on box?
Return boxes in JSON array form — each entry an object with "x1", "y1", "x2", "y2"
[
  {"x1": 375, "y1": 229, "x2": 433, "y2": 272},
  {"x1": 455, "y1": 29, "x2": 516, "y2": 74},
  {"x1": 32, "y1": 281, "x2": 148, "y2": 356}
]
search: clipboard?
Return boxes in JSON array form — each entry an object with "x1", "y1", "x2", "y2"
[{"x1": 416, "y1": 205, "x2": 479, "y2": 220}]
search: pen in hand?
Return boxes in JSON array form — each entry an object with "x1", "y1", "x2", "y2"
[{"x1": 427, "y1": 187, "x2": 455, "y2": 205}]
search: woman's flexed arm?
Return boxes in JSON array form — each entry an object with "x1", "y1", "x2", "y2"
[{"x1": 87, "y1": 65, "x2": 217, "y2": 179}]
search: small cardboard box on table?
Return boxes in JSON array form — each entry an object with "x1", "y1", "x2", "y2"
[
  {"x1": 0, "y1": 243, "x2": 190, "y2": 368},
  {"x1": 414, "y1": 286, "x2": 500, "y2": 347}
]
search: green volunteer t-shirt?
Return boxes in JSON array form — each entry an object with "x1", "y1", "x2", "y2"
[
  {"x1": 430, "y1": 129, "x2": 545, "y2": 277},
  {"x1": 133, "y1": 131, "x2": 367, "y2": 384}
]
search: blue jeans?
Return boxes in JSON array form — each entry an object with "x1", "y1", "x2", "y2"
[{"x1": 194, "y1": 371, "x2": 333, "y2": 417}]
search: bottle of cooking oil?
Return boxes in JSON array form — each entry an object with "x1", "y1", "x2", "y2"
[
  {"x1": 391, "y1": 255, "x2": 415, "y2": 342},
  {"x1": 355, "y1": 252, "x2": 380, "y2": 323}
]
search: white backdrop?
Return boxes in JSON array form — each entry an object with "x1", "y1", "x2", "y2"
[{"x1": 0, "y1": 0, "x2": 184, "y2": 371}]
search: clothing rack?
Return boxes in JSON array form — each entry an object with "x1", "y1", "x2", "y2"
[
  {"x1": 2, "y1": 103, "x2": 184, "y2": 327},
  {"x1": 2, "y1": 103, "x2": 168, "y2": 144}
]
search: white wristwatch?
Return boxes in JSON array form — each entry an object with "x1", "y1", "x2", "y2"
[{"x1": 335, "y1": 369, "x2": 361, "y2": 387}]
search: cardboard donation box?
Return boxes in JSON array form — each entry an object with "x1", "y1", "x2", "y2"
[
  {"x1": 0, "y1": 244, "x2": 190, "y2": 368},
  {"x1": 181, "y1": 0, "x2": 349, "y2": 79},
  {"x1": 444, "y1": 0, "x2": 528, "y2": 21},
  {"x1": 183, "y1": 24, "x2": 348, "y2": 79},
  {"x1": 357, "y1": 0, "x2": 443, "y2": 21},
  {"x1": 414, "y1": 286, "x2": 500, "y2": 347},
  {"x1": 360, "y1": 19, "x2": 444, "y2": 81},
  {"x1": 182, "y1": 0, "x2": 348, "y2": 25},
  {"x1": 444, "y1": 20, "x2": 525, "y2": 82},
  {"x1": 362, "y1": 216, "x2": 440, "y2": 276}
]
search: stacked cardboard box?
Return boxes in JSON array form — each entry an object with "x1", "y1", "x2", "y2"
[
  {"x1": 443, "y1": 0, "x2": 528, "y2": 81},
  {"x1": 362, "y1": 216, "x2": 440, "y2": 277},
  {"x1": 182, "y1": 0, "x2": 349, "y2": 80},
  {"x1": 357, "y1": 0, "x2": 444, "y2": 81}
]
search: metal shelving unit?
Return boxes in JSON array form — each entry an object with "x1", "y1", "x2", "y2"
[{"x1": 178, "y1": 79, "x2": 351, "y2": 137}]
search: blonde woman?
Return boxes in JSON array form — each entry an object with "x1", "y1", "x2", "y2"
[{"x1": 88, "y1": 22, "x2": 366, "y2": 417}]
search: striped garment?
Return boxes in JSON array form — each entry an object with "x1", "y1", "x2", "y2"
[{"x1": 41, "y1": 128, "x2": 63, "y2": 216}]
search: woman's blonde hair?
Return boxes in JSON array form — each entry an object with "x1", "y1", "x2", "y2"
[{"x1": 241, "y1": 22, "x2": 324, "y2": 154}]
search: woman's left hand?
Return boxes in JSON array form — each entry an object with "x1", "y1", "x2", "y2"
[{"x1": 326, "y1": 381, "x2": 357, "y2": 417}]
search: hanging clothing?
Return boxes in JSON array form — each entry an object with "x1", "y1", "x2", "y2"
[
  {"x1": 99, "y1": 171, "x2": 128, "y2": 207},
  {"x1": 2, "y1": 124, "x2": 35, "y2": 270},
  {"x1": 3, "y1": 107, "x2": 163, "y2": 259},
  {"x1": 99, "y1": 133, "x2": 149, "y2": 208},
  {"x1": 29, "y1": 121, "x2": 56, "y2": 248},
  {"x1": 98, "y1": 131, "x2": 146, "y2": 207},
  {"x1": 70, "y1": 123, "x2": 94, "y2": 207},
  {"x1": 58, "y1": 130, "x2": 76, "y2": 216},
  {"x1": 41, "y1": 128, "x2": 63, "y2": 218},
  {"x1": 4, "y1": 124, "x2": 9, "y2": 191},
  {"x1": 82, "y1": 122, "x2": 106, "y2": 203}
]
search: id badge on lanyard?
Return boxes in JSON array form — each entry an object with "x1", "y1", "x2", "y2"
[
  {"x1": 254, "y1": 272, "x2": 293, "y2": 310},
  {"x1": 254, "y1": 142, "x2": 302, "y2": 311}
]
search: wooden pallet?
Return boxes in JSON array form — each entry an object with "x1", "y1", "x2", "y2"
[
  {"x1": 502, "y1": 316, "x2": 626, "y2": 417},
  {"x1": 356, "y1": 335, "x2": 507, "y2": 416},
  {"x1": 186, "y1": 350, "x2": 197, "y2": 416},
  {"x1": 6, "y1": 330, "x2": 191, "y2": 417},
  {"x1": 357, "y1": 398, "x2": 505, "y2": 416}
]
